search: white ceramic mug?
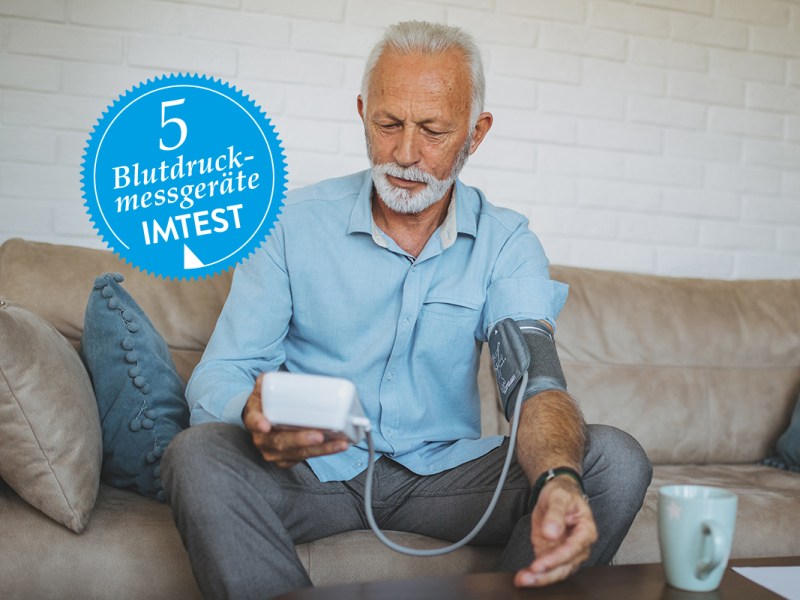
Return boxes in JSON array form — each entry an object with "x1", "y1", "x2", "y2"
[{"x1": 658, "y1": 485, "x2": 738, "y2": 592}]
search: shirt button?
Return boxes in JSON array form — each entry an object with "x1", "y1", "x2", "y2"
[
  {"x1": 402, "y1": 318, "x2": 410, "y2": 327},
  {"x1": 355, "y1": 462, "x2": 363, "y2": 468},
  {"x1": 410, "y1": 265, "x2": 416, "y2": 271},
  {"x1": 386, "y1": 373, "x2": 394, "y2": 381},
  {"x1": 386, "y1": 430, "x2": 393, "y2": 438}
]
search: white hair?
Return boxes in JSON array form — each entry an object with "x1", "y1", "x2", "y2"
[{"x1": 360, "y1": 21, "x2": 485, "y2": 129}]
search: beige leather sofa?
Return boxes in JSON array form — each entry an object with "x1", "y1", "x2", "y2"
[{"x1": 1, "y1": 237, "x2": 798, "y2": 599}]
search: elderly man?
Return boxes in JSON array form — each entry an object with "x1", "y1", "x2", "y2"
[{"x1": 163, "y1": 20, "x2": 651, "y2": 600}]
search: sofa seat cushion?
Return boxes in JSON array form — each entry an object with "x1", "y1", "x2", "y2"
[
  {"x1": 0, "y1": 481, "x2": 201, "y2": 600},
  {"x1": 297, "y1": 530, "x2": 502, "y2": 587},
  {"x1": 0, "y1": 478, "x2": 501, "y2": 598},
  {"x1": 614, "y1": 464, "x2": 800, "y2": 565}
]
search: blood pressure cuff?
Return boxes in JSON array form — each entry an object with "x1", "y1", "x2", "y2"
[{"x1": 488, "y1": 318, "x2": 568, "y2": 421}]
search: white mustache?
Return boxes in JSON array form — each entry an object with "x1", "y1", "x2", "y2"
[{"x1": 373, "y1": 163, "x2": 441, "y2": 185}]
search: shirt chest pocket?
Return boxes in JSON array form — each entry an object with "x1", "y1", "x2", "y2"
[
  {"x1": 420, "y1": 297, "x2": 480, "y2": 321},
  {"x1": 416, "y1": 297, "x2": 482, "y2": 347}
]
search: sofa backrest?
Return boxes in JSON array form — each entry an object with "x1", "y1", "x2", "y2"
[
  {"x1": 0, "y1": 238, "x2": 231, "y2": 384},
  {"x1": 1, "y1": 238, "x2": 798, "y2": 465},
  {"x1": 551, "y1": 265, "x2": 800, "y2": 465}
]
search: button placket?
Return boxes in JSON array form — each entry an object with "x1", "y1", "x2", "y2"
[{"x1": 379, "y1": 261, "x2": 420, "y2": 444}]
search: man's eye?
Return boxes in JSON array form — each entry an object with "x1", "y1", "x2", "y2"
[
  {"x1": 379, "y1": 123, "x2": 400, "y2": 130},
  {"x1": 424, "y1": 129, "x2": 445, "y2": 137}
]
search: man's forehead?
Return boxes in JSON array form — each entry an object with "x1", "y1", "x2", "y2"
[{"x1": 367, "y1": 49, "x2": 471, "y2": 113}]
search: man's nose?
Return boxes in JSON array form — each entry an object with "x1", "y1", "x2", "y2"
[{"x1": 394, "y1": 127, "x2": 421, "y2": 167}]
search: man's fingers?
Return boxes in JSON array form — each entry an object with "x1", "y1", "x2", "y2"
[
  {"x1": 515, "y1": 561, "x2": 577, "y2": 588},
  {"x1": 246, "y1": 409, "x2": 271, "y2": 434},
  {"x1": 518, "y1": 528, "x2": 592, "y2": 587},
  {"x1": 270, "y1": 428, "x2": 324, "y2": 450},
  {"x1": 243, "y1": 375, "x2": 271, "y2": 434},
  {"x1": 530, "y1": 505, "x2": 597, "y2": 575},
  {"x1": 537, "y1": 489, "x2": 571, "y2": 540},
  {"x1": 260, "y1": 438, "x2": 348, "y2": 463},
  {"x1": 541, "y1": 511, "x2": 566, "y2": 540},
  {"x1": 530, "y1": 533, "x2": 592, "y2": 574}
]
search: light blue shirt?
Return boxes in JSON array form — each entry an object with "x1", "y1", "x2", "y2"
[{"x1": 187, "y1": 170, "x2": 568, "y2": 482}]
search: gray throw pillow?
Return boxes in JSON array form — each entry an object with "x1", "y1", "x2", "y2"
[
  {"x1": 80, "y1": 273, "x2": 188, "y2": 502},
  {"x1": 762, "y1": 392, "x2": 800, "y2": 473},
  {"x1": 0, "y1": 302, "x2": 102, "y2": 533}
]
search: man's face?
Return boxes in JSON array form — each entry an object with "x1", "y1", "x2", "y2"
[{"x1": 359, "y1": 49, "x2": 476, "y2": 214}]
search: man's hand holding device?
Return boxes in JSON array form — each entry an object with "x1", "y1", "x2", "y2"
[{"x1": 242, "y1": 373, "x2": 352, "y2": 468}]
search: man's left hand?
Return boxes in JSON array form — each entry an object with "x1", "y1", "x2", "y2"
[{"x1": 514, "y1": 477, "x2": 598, "y2": 587}]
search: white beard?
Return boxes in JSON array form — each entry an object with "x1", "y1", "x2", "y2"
[
  {"x1": 367, "y1": 137, "x2": 471, "y2": 215},
  {"x1": 371, "y1": 163, "x2": 454, "y2": 214}
]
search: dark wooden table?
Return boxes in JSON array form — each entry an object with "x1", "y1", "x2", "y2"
[{"x1": 276, "y1": 557, "x2": 799, "y2": 599}]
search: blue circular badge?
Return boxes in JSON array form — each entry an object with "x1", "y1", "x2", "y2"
[{"x1": 82, "y1": 74, "x2": 286, "y2": 279}]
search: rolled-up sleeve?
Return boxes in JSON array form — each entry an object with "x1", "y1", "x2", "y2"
[
  {"x1": 481, "y1": 221, "x2": 568, "y2": 338},
  {"x1": 186, "y1": 223, "x2": 292, "y2": 426}
]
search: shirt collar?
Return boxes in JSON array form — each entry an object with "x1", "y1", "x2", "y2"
[
  {"x1": 452, "y1": 177, "x2": 478, "y2": 239},
  {"x1": 346, "y1": 170, "x2": 376, "y2": 237},
  {"x1": 346, "y1": 170, "x2": 478, "y2": 249}
]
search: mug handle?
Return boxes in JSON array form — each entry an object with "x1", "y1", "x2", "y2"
[{"x1": 696, "y1": 520, "x2": 727, "y2": 578}]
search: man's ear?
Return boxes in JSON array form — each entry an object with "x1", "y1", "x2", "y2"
[
  {"x1": 357, "y1": 95, "x2": 366, "y2": 123},
  {"x1": 468, "y1": 111, "x2": 493, "y2": 155}
]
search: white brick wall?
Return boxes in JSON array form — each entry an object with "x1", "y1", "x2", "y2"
[
  {"x1": 8, "y1": 22, "x2": 123, "y2": 63},
  {"x1": 629, "y1": 37, "x2": 708, "y2": 71},
  {"x1": 0, "y1": 0, "x2": 798, "y2": 279},
  {"x1": 492, "y1": 46, "x2": 581, "y2": 83},
  {"x1": 0, "y1": 1, "x2": 67, "y2": 22},
  {"x1": 671, "y1": 13, "x2": 749, "y2": 50},
  {"x1": 242, "y1": 0, "x2": 345, "y2": 21},
  {"x1": 496, "y1": 0, "x2": 586, "y2": 23},
  {"x1": 591, "y1": 1, "x2": 671, "y2": 38},
  {"x1": 69, "y1": 0, "x2": 183, "y2": 35},
  {"x1": 539, "y1": 22, "x2": 627, "y2": 60},
  {"x1": 718, "y1": 0, "x2": 790, "y2": 27},
  {"x1": 709, "y1": 48, "x2": 786, "y2": 83}
]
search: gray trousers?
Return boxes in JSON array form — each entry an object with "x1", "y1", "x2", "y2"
[{"x1": 162, "y1": 423, "x2": 652, "y2": 600}]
